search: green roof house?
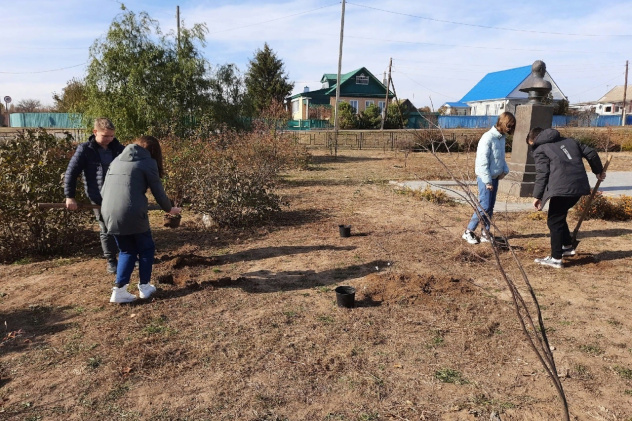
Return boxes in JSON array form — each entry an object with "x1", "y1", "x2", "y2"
[{"x1": 288, "y1": 67, "x2": 393, "y2": 120}]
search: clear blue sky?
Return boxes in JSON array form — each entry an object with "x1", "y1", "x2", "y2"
[{"x1": 2, "y1": 0, "x2": 631, "y2": 110}]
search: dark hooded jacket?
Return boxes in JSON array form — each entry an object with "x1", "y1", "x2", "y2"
[
  {"x1": 531, "y1": 128, "x2": 603, "y2": 206},
  {"x1": 100, "y1": 144, "x2": 172, "y2": 235},
  {"x1": 64, "y1": 135, "x2": 125, "y2": 205}
]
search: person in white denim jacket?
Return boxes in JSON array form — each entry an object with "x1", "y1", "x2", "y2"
[{"x1": 462, "y1": 112, "x2": 516, "y2": 244}]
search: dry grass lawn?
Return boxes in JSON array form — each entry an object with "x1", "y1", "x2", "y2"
[{"x1": 1, "y1": 149, "x2": 632, "y2": 420}]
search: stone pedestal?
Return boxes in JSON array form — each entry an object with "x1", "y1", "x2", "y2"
[{"x1": 499, "y1": 104, "x2": 553, "y2": 197}]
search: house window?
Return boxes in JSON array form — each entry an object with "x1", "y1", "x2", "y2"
[
  {"x1": 378, "y1": 101, "x2": 385, "y2": 112},
  {"x1": 485, "y1": 104, "x2": 490, "y2": 115},
  {"x1": 356, "y1": 74, "x2": 369, "y2": 85},
  {"x1": 292, "y1": 101, "x2": 299, "y2": 114},
  {"x1": 349, "y1": 100, "x2": 359, "y2": 113},
  {"x1": 605, "y1": 106, "x2": 612, "y2": 113},
  {"x1": 365, "y1": 100, "x2": 374, "y2": 109}
]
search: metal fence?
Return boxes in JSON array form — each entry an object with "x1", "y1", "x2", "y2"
[
  {"x1": 437, "y1": 114, "x2": 632, "y2": 129},
  {"x1": 9, "y1": 113, "x2": 83, "y2": 128}
]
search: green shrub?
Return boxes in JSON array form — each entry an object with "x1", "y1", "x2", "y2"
[
  {"x1": 162, "y1": 118, "x2": 310, "y2": 227},
  {"x1": 0, "y1": 129, "x2": 93, "y2": 262}
]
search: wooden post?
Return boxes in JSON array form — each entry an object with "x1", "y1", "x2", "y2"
[
  {"x1": 176, "y1": 6, "x2": 181, "y2": 53},
  {"x1": 381, "y1": 58, "x2": 392, "y2": 130},
  {"x1": 622, "y1": 60, "x2": 628, "y2": 126},
  {"x1": 333, "y1": 0, "x2": 346, "y2": 157}
]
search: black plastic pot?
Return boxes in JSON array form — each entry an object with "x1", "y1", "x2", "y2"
[
  {"x1": 163, "y1": 214, "x2": 181, "y2": 228},
  {"x1": 335, "y1": 286, "x2": 356, "y2": 308},
  {"x1": 338, "y1": 224, "x2": 351, "y2": 238}
]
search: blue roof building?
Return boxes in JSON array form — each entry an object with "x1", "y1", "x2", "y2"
[{"x1": 446, "y1": 64, "x2": 566, "y2": 116}]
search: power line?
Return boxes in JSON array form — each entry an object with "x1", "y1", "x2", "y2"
[
  {"x1": 0, "y1": 62, "x2": 87, "y2": 75},
  {"x1": 346, "y1": 2, "x2": 632, "y2": 38},
  {"x1": 207, "y1": 3, "x2": 339, "y2": 35},
  {"x1": 344, "y1": 34, "x2": 617, "y2": 55},
  {"x1": 396, "y1": 70, "x2": 460, "y2": 101}
]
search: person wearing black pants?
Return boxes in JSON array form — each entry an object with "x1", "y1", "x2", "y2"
[
  {"x1": 546, "y1": 196, "x2": 581, "y2": 260},
  {"x1": 527, "y1": 127, "x2": 605, "y2": 269}
]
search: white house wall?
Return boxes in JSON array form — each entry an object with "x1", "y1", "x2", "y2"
[{"x1": 506, "y1": 73, "x2": 565, "y2": 101}]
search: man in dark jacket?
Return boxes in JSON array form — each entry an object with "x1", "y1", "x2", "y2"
[
  {"x1": 64, "y1": 118, "x2": 125, "y2": 273},
  {"x1": 527, "y1": 127, "x2": 606, "y2": 269}
]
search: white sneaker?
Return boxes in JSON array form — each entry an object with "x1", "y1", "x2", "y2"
[
  {"x1": 110, "y1": 286, "x2": 137, "y2": 303},
  {"x1": 480, "y1": 231, "x2": 492, "y2": 243},
  {"x1": 462, "y1": 230, "x2": 479, "y2": 244},
  {"x1": 138, "y1": 283, "x2": 157, "y2": 299},
  {"x1": 534, "y1": 256, "x2": 563, "y2": 269},
  {"x1": 562, "y1": 245, "x2": 576, "y2": 257}
]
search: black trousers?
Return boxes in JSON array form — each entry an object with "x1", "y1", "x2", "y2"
[{"x1": 547, "y1": 196, "x2": 581, "y2": 259}]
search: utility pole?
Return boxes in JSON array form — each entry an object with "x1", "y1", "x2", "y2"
[
  {"x1": 380, "y1": 58, "x2": 392, "y2": 130},
  {"x1": 622, "y1": 60, "x2": 628, "y2": 126},
  {"x1": 176, "y1": 6, "x2": 181, "y2": 54},
  {"x1": 333, "y1": 0, "x2": 345, "y2": 156}
]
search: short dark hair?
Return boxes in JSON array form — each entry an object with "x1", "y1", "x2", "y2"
[{"x1": 526, "y1": 127, "x2": 543, "y2": 144}]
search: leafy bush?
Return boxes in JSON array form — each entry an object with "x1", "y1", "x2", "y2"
[
  {"x1": 573, "y1": 194, "x2": 632, "y2": 221},
  {"x1": 162, "y1": 115, "x2": 310, "y2": 227},
  {"x1": 0, "y1": 129, "x2": 93, "y2": 262}
]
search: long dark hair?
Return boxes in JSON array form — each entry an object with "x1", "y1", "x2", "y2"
[{"x1": 134, "y1": 135, "x2": 164, "y2": 178}]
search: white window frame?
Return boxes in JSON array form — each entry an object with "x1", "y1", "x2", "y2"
[
  {"x1": 365, "y1": 100, "x2": 374, "y2": 109},
  {"x1": 378, "y1": 101, "x2": 385, "y2": 112},
  {"x1": 356, "y1": 74, "x2": 369, "y2": 85},
  {"x1": 349, "y1": 100, "x2": 359, "y2": 114}
]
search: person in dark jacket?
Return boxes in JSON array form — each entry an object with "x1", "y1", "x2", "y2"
[
  {"x1": 64, "y1": 118, "x2": 124, "y2": 274},
  {"x1": 100, "y1": 135, "x2": 181, "y2": 303},
  {"x1": 527, "y1": 127, "x2": 606, "y2": 269}
]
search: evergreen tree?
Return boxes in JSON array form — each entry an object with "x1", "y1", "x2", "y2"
[{"x1": 244, "y1": 43, "x2": 294, "y2": 116}]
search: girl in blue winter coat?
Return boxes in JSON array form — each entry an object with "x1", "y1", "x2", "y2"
[
  {"x1": 462, "y1": 112, "x2": 516, "y2": 244},
  {"x1": 100, "y1": 135, "x2": 181, "y2": 303}
]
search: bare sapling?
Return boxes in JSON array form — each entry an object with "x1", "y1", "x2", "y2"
[{"x1": 387, "y1": 78, "x2": 570, "y2": 420}]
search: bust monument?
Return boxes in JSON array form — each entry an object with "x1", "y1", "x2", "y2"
[{"x1": 518, "y1": 60, "x2": 552, "y2": 104}]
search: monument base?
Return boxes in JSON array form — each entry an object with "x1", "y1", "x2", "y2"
[{"x1": 500, "y1": 102, "x2": 553, "y2": 197}]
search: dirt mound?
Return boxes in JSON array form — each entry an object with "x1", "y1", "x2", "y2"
[{"x1": 359, "y1": 272, "x2": 476, "y2": 307}]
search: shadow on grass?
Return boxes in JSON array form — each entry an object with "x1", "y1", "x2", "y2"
[
  {"x1": 510, "y1": 228, "x2": 632, "y2": 240},
  {"x1": 310, "y1": 155, "x2": 384, "y2": 165},
  {"x1": 0, "y1": 305, "x2": 76, "y2": 356},
  {"x1": 280, "y1": 178, "x2": 358, "y2": 188},
  {"x1": 156, "y1": 260, "x2": 390, "y2": 300},
  {"x1": 159, "y1": 245, "x2": 357, "y2": 267},
  {"x1": 566, "y1": 249, "x2": 632, "y2": 266}
]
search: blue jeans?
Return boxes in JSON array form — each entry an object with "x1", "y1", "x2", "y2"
[
  {"x1": 467, "y1": 177, "x2": 499, "y2": 233},
  {"x1": 113, "y1": 230, "x2": 155, "y2": 288}
]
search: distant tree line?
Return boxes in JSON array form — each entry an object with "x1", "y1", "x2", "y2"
[{"x1": 20, "y1": 6, "x2": 294, "y2": 141}]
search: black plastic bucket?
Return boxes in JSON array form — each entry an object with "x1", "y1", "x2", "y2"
[
  {"x1": 335, "y1": 286, "x2": 356, "y2": 308},
  {"x1": 338, "y1": 224, "x2": 351, "y2": 238}
]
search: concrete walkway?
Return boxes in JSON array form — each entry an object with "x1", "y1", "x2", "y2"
[{"x1": 391, "y1": 171, "x2": 632, "y2": 212}]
